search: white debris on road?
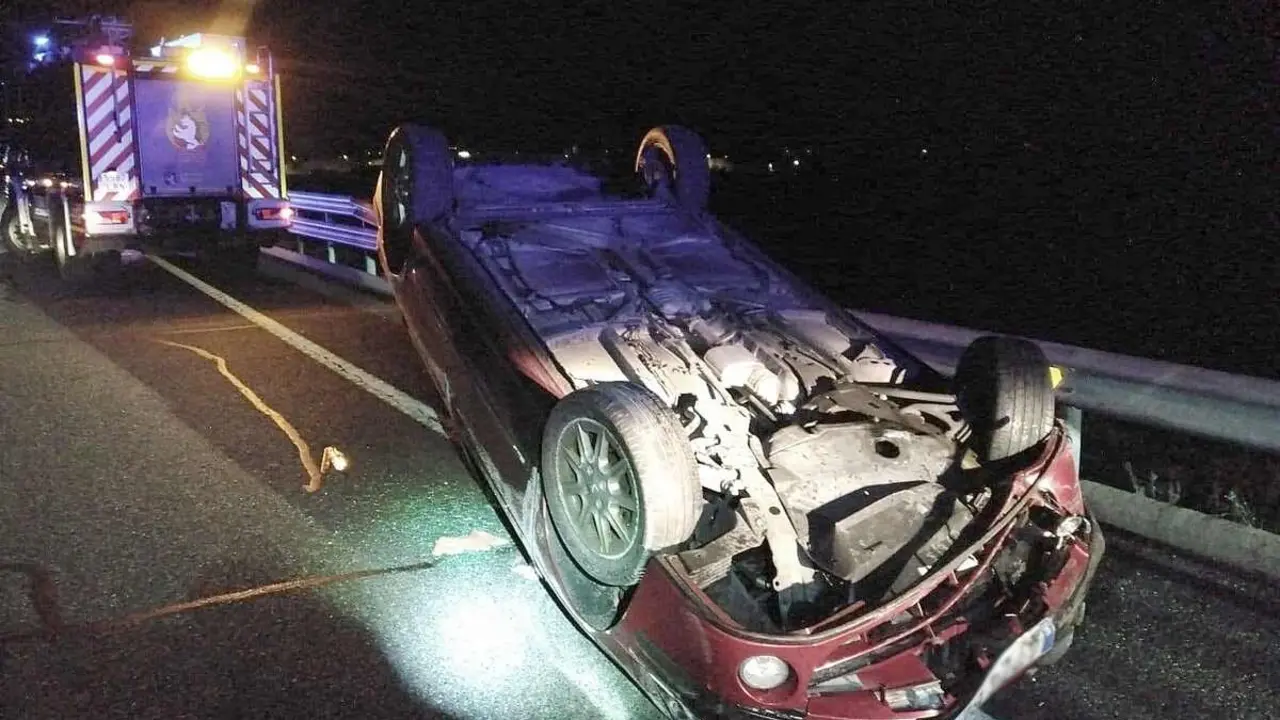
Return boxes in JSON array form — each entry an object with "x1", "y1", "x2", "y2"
[{"x1": 431, "y1": 530, "x2": 510, "y2": 557}]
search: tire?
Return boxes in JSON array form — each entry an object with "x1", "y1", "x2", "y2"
[
  {"x1": 541, "y1": 382, "x2": 701, "y2": 586},
  {"x1": 377, "y1": 124, "x2": 454, "y2": 275},
  {"x1": 953, "y1": 335, "x2": 1057, "y2": 463},
  {"x1": 1, "y1": 206, "x2": 24, "y2": 254},
  {"x1": 634, "y1": 125, "x2": 711, "y2": 214}
]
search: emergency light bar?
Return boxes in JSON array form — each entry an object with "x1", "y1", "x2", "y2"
[{"x1": 187, "y1": 48, "x2": 238, "y2": 78}]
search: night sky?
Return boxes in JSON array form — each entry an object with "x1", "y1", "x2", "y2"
[
  {"x1": 2, "y1": 0, "x2": 1276, "y2": 370},
  {"x1": 6, "y1": 0, "x2": 1272, "y2": 158}
]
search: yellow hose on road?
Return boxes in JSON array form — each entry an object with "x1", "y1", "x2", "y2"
[{"x1": 154, "y1": 339, "x2": 348, "y2": 492}]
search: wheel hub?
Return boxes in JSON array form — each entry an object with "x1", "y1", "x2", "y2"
[{"x1": 555, "y1": 419, "x2": 640, "y2": 560}]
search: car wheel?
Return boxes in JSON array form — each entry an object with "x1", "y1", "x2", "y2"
[
  {"x1": 953, "y1": 335, "x2": 1056, "y2": 463},
  {"x1": 1, "y1": 208, "x2": 26, "y2": 254},
  {"x1": 542, "y1": 382, "x2": 701, "y2": 587},
  {"x1": 377, "y1": 124, "x2": 454, "y2": 275},
  {"x1": 634, "y1": 125, "x2": 711, "y2": 215}
]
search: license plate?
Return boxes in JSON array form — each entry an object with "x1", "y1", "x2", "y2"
[
  {"x1": 956, "y1": 617, "x2": 1056, "y2": 719},
  {"x1": 99, "y1": 171, "x2": 129, "y2": 193}
]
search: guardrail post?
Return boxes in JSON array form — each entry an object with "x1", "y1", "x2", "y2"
[
  {"x1": 365, "y1": 254, "x2": 377, "y2": 275},
  {"x1": 327, "y1": 243, "x2": 336, "y2": 264}
]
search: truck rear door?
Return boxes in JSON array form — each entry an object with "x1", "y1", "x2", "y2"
[{"x1": 133, "y1": 75, "x2": 240, "y2": 197}]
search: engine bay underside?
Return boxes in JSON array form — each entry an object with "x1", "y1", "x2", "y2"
[{"x1": 441, "y1": 165, "x2": 1061, "y2": 634}]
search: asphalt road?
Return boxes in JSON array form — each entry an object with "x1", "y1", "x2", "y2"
[{"x1": 0, "y1": 251, "x2": 1276, "y2": 720}]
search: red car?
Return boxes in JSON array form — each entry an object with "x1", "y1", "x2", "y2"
[{"x1": 374, "y1": 123, "x2": 1104, "y2": 719}]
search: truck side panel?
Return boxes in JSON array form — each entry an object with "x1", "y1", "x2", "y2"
[
  {"x1": 76, "y1": 63, "x2": 140, "y2": 202},
  {"x1": 134, "y1": 77, "x2": 240, "y2": 197},
  {"x1": 235, "y1": 79, "x2": 283, "y2": 199}
]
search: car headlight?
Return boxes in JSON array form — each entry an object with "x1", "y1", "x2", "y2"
[{"x1": 738, "y1": 655, "x2": 791, "y2": 691}]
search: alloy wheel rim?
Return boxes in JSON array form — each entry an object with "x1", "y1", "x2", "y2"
[{"x1": 553, "y1": 418, "x2": 640, "y2": 560}]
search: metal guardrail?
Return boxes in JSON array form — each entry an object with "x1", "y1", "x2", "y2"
[
  {"x1": 849, "y1": 311, "x2": 1280, "y2": 455},
  {"x1": 279, "y1": 191, "x2": 1280, "y2": 455},
  {"x1": 288, "y1": 191, "x2": 378, "y2": 251}
]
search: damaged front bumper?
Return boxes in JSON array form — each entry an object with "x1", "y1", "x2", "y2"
[{"x1": 616, "y1": 451, "x2": 1106, "y2": 720}]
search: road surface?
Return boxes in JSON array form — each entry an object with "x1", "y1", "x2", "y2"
[{"x1": 0, "y1": 252, "x2": 1275, "y2": 720}]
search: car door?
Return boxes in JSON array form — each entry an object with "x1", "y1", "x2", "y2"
[{"x1": 402, "y1": 223, "x2": 559, "y2": 496}]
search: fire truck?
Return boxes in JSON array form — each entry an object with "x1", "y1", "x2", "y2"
[{"x1": 0, "y1": 17, "x2": 292, "y2": 280}]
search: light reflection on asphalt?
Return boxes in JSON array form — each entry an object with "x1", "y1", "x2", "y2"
[{"x1": 305, "y1": 475, "x2": 661, "y2": 720}]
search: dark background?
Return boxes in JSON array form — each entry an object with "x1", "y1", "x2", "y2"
[{"x1": 2, "y1": 0, "x2": 1277, "y2": 375}]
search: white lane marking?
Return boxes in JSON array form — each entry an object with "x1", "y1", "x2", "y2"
[
  {"x1": 431, "y1": 530, "x2": 510, "y2": 557},
  {"x1": 147, "y1": 255, "x2": 443, "y2": 435},
  {"x1": 960, "y1": 709, "x2": 1003, "y2": 720}
]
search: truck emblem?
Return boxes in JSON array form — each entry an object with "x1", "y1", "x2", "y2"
[{"x1": 168, "y1": 106, "x2": 210, "y2": 151}]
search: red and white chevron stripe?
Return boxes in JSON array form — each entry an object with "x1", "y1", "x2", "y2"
[
  {"x1": 235, "y1": 83, "x2": 280, "y2": 199},
  {"x1": 81, "y1": 65, "x2": 139, "y2": 202}
]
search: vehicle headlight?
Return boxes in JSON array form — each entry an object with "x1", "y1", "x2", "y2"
[{"x1": 738, "y1": 655, "x2": 791, "y2": 691}]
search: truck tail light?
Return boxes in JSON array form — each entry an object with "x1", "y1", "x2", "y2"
[
  {"x1": 254, "y1": 206, "x2": 293, "y2": 222},
  {"x1": 87, "y1": 209, "x2": 130, "y2": 225}
]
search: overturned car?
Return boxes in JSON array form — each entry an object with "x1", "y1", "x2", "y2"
[{"x1": 375, "y1": 123, "x2": 1103, "y2": 719}]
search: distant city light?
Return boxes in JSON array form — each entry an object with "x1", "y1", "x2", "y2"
[
  {"x1": 457, "y1": 149, "x2": 472, "y2": 160},
  {"x1": 33, "y1": 36, "x2": 50, "y2": 48},
  {"x1": 921, "y1": 148, "x2": 929, "y2": 155},
  {"x1": 767, "y1": 162, "x2": 774, "y2": 172},
  {"x1": 792, "y1": 159, "x2": 800, "y2": 167}
]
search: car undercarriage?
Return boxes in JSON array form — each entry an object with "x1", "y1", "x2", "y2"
[
  {"x1": 448, "y1": 162, "x2": 1040, "y2": 631},
  {"x1": 377, "y1": 123, "x2": 1099, "y2": 716}
]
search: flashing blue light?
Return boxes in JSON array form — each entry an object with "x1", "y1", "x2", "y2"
[{"x1": 33, "y1": 35, "x2": 50, "y2": 48}]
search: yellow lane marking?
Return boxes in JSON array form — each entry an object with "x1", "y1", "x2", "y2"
[
  {"x1": 155, "y1": 339, "x2": 348, "y2": 493},
  {"x1": 154, "y1": 324, "x2": 260, "y2": 336},
  {"x1": 148, "y1": 254, "x2": 443, "y2": 435}
]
